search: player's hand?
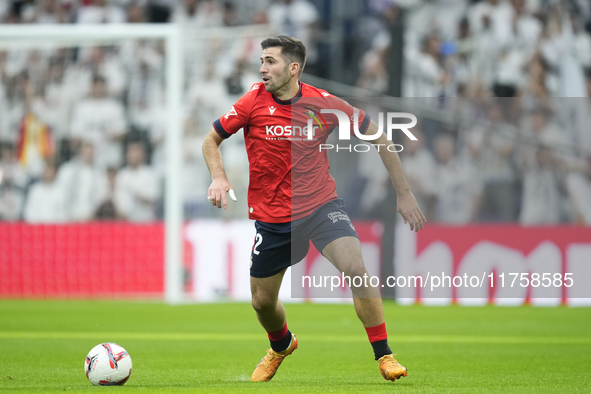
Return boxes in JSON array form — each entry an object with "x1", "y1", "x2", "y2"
[
  {"x1": 207, "y1": 179, "x2": 237, "y2": 210},
  {"x1": 397, "y1": 191, "x2": 426, "y2": 232}
]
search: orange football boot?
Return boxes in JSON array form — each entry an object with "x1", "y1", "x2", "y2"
[
  {"x1": 378, "y1": 354, "x2": 408, "y2": 381},
  {"x1": 251, "y1": 333, "x2": 298, "y2": 382}
]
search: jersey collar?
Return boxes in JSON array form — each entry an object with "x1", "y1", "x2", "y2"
[{"x1": 271, "y1": 82, "x2": 303, "y2": 105}]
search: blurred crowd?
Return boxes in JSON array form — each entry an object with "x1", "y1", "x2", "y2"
[
  {"x1": 360, "y1": 0, "x2": 591, "y2": 98},
  {"x1": 0, "y1": 0, "x2": 590, "y2": 226},
  {"x1": 343, "y1": 97, "x2": 591, "y2": 226}
]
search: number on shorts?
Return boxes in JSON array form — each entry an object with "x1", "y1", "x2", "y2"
[{"x1": 253, "y1": 233, "x2": 263, "y2": 255}]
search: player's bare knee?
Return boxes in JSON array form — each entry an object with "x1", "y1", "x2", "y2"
[
  {"x1": 251, "y1": 294, "x2": 277, "y2": 313},
  {"x1": 340, "y1": 261, "x2": 368, "y2": 279}
]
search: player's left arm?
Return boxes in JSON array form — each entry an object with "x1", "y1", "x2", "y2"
[{"x1": 365, "y1": 120, "x2": 426, "y2": 232}]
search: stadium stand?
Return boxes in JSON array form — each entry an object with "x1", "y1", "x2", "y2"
[{"x1": 0, "y1": 0, "x2": 589, "y2": 225}]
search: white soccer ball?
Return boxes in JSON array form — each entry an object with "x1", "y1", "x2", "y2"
[{"x1": 84, "y1": 343, "x2": 132, "y2": 386}]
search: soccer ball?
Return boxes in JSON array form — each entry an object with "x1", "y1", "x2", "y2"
[{"x1": 84, "y1": 343, "x2": 132, "y2": 386}]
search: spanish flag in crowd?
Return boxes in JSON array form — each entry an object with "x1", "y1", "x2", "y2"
[{"x1": 16, "y1": 112, "x2": 54, "y2": 167}]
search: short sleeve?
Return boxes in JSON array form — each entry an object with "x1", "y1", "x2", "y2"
[
  {"x1": 213, "y1": 90, "x2": 254, "y2": 139},
  {"x1": 324, "y1": 95, "x2": 371, "y2": 136}
]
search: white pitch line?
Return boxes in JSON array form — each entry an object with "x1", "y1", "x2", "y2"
[{"x1": 0, "y1": 331, "x2": 589, "y2": 345}]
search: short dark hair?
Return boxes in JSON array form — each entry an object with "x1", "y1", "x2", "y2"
[{"x1": 261, "y1": 35, "x2": 307, "y2": 73}]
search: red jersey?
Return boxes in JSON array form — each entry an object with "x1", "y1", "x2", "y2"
[{"x1": 213, "y1": 82, "x2": 370, "y2": 223}]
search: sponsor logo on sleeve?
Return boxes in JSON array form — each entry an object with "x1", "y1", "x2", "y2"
[{"x1": 224, "y1": 106, "x2": 238, "y2": 119}]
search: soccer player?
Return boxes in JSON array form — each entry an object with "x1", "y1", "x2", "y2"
[{"x1": 202, "y1": 35, "x2": 425, "y2": 382}]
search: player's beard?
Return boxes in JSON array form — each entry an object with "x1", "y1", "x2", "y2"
[{"x1": 265, "y1": 65, "x2": 291, "y2": 94}]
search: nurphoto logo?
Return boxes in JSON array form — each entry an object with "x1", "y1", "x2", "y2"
[{"x1": 313, "y1": 110, "x2": 418, "y2": 153}]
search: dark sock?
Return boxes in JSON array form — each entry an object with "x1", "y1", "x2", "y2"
[
  {"x1": 270, "y1": 330, "x2": 292, "y2": 352},
  {"x1": 267, "y1": 323, "x2": 292, "y2": 352},
  {"x1": 370, "y1": 339, "x2": 392, "y2": 361},
  {"x1": 365, "y1": 323, "x2": 393, "y2": 360}
]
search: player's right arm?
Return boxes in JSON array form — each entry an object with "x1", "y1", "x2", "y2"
[
  {"x1": 203, "y1": 83, "x2": 258, "y2": 210},
  {"x1": 202, "y1": 127, "x2": 234, "y2": 210}
]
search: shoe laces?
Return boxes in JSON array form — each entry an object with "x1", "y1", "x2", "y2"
[
  {"x1": 381, "y1": 354, "x2": 401, "y2": 365},
  {"x1": 261, "y1": 349, "x2": 282, "y2": 363}
]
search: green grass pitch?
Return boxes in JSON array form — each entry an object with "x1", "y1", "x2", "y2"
[{"x1": 0, "y1": 300, "x2": 590, "y2": 393}]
